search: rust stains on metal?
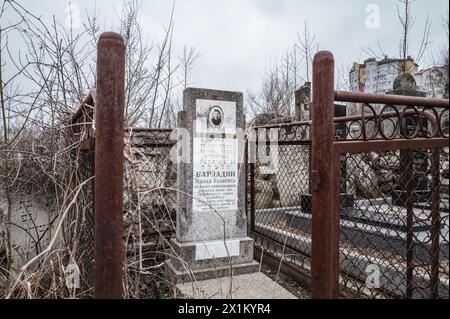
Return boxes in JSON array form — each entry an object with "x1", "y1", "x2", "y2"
[
  {"x1": 94, "y1": 32, "x2": 126, "y2": 299},
  {"x1": 335, "y1": 90, "x2": 449, "y2": 108},
  {"x1": 311, "y1": 51, "x2": 340, "y2": 299},
  {"x1": 430, "y1": 148, "x2": 441, "y2": 299}
]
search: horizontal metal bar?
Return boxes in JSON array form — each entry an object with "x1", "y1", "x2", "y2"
[
  {"x1": 252, "y1": 121, "x2": 311, "y2": 130},
  {"x1": 335, "y1": 91, "x2": 449, "y2": 108},
  {"x1": 334, "y1": 108, "x2": 440, "y2": 124},
  {"x1": 125, "y1": 128, "x2": 174, "y2": 133},
  {"x1": 334, "y1": 138, "x2": 448, "y2": 154},
  {"x1": 254, "y1": 140, "x2": 311, "y2": 146},
  {"x1": 277, "y1": 140, "x2": 312, "y2": 146}
]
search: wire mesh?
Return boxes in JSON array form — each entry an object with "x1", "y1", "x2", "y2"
[
  {"x1": 66, "y1": 103, "x2": 95, "y2": 296},
  {"x1": 248, "y1": 123, "x2": 313, "y2": 274},
  {"x1": 333, "y1": 101, "x2": 449, "y2": 299},
  {"x1": 67, "y1": 114, "x2": 177, "y2": 296},
  {"x1": 124, "y1": 129, "x2": 177, "y2": 247},
  {"x1": 75, "y1": 151, "x2": 95, "y2": 295},
  {"x1": 338, "y1": 147, "x2": 449, "y2": 299},
  {"x1": 247, "y1": 105, "x2": 449, "y2": 299}
]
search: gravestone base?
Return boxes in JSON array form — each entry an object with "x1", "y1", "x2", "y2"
[
  {"x1": 300, "y1": 193, "x2": 354, "y2": 214},
  {"x1": 254, "y1": 198, "x2": 449, "y2": 264},
  {"x1": 165, "y1": 237, "x2": 259, "y2": 284}
]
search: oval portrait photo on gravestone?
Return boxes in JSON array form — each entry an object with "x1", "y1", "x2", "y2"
[{"x1": 208, "y1": 106, "x2": 224, "y2": 128}]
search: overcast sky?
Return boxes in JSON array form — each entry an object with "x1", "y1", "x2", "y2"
[{"x1": 7, "y1": 0, "x2": 450, "y2": 94}]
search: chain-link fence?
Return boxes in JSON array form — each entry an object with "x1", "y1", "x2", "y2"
[
  {"x1": 67, "y1": 98, "x2": 95, "y2": 296},
  {"x1": 70, "y1": 81, "x2": 448, "y2": 299},
  {"x1": 248, "y1": 122, "x2": 314, "y2": 277},
  {"x1": 331, "y1": 95, "x2": 449, "y2": 298},
  {"x1": 123, "y1": 129, "x2": 176, "y2": 276},
  {"x1": 339, "y1": 148, "x2": 449, "y2": 298},
  {"x1": 69, "y1": 100, "x2": 177, "y2": 297},
  {"x1": 247, "y1": 100, "x2": 449, "y2": 299},
  {"x1": 74, "y1": 151, "x2": 95, "y2": 294}
]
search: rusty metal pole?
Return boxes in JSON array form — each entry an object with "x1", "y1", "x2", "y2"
[
  {"x1": 311, "y1": 51, "x2": 340, "y2": 299},
  {"x1": 430, "y1": 148, "x2": 441, "y2": 298},
  {"x1": 250, "y1": 130, "x2": 256, "y2": 232},
  {"x1": 94, "y1": 32, "x2": 125, "y2": 299},
  {"x1": 405, "y1": 150, "x2": 414, "y2": 299}
]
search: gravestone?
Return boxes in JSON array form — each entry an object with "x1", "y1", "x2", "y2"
[
  {"x1": 0, "y1": 191, "x2": 56, "y2": 268},
  {"x1": 258, "y1": 84, "x2": 312, "y2": 209},
  {"x1": 295, "y1": 93, "x2": 353, "y2": 213},
  {"x1": 388, "y1": 74, "x2": 430, "y2": 206},
  {"x1": 334, "y1": 104, "x2": 348, "y2": 193},
  {"x1": 295, "y1": 82, "x2": 311, "y2": 122},
  {"x1": 165, "y1": 88, "x2": 258, "y2": 284}
]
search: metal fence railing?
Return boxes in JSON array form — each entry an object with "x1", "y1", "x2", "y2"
[
  {"x1": 330, "y1": 106, "x2": 449, "y2": 299},
  {"x1": 247, "y1": 122, "x2": 314, "y2": 275},
  {"x1": 69, "y1": 98, "x2": 177, "y2": 297},
  {"x1": 338, "y1": 148, "x2": 449, "y2": 299},
  {"x1": 123, "y1": 128, "x2": 176, "y2": 255},
  {"x1": 311, "y1": 51, "x2": 449, "y2": 299},
  {"x1": 247, "y1": 51, "x2": 449, "y2": 299},
  {"x1": 68, "y1": 45, "x2": 448, "y2": 299},
  {"x1": 68, "y1": 93, "x2": 95, "y2": 295}
]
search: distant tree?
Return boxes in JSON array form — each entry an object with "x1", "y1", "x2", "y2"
[
  {"x1": 0, "y1": 0, "x2": 199, "y2": 286},
  {"x1": 179, "y1": 46, "x2": 200, "y2": 90},
  {"x1": 436, "y1": 9, "x2": 449, "y2": 95},
  {"x1": 247, "y1": 21, "x2": 319, "y2": 119},
  {"x1": 296, "y1": 21, "x2": 318, "y2": 83},
  {"x1": 364, "y1": 0, "x2": 431, "y2": 75}
]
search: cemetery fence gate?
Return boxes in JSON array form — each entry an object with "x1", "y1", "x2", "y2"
[
  {"x1": 68, "y1": 36, "x2": 449, "y2": 299},
  {"x1": 247, "y1": 51, "x2": 449, "y2": 299}
]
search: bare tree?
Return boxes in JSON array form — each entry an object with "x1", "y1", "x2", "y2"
[
  {"x1": 118, "y1": 0, "x2": 156, "y2": 126},
  {"x1": 247, "y1": 21, "x2": 319, "y2": 119},
  {"x1": 364, "y1": 0, "x2": 431, "y2": 74},
  {"x1": 0, "y1": 0, "x2": 200, "y2": 295},
  {"x1": 296, "y1": 21, "x2": 318, "y2": 83},
  {"x1": 0, "y1": 0, "x2": 51, "y2": 280},
  {"x1": 397, "y1": 0, "x2": 431, "y2": 72},
  {"x1": 436, "y1": 9, "x2": 449, "y2": 96},
  {"x1": 115, "y1": 0, "x2": 181, "y2": 128},
  {"x1": 179, "y1": 46, "x2": 200, "y2": 90},
  {"x1": 247, "y1": 60, "x2": 288, "y2": 117}
]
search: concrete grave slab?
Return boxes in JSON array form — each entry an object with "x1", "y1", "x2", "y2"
[{"x1": 177, "y1": 272, "x2": 298, "y2": 299}]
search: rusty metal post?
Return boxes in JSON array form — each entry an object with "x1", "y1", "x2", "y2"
[
  {"x1": 245, "y1": 139, "x2": 253, "y2": 235},
  {"x1": 405, "y1": 150, "x2": 414, "y2": 299},
  {"x1": 250, "y1": 130, "x2": 257, "y2": 232},
  {"x1": 89, "y1": 149, "x2": 96, "y2": 289},
  {"x1": 311, "y1": 51, "x2": 340, "y2": 299},
  {"x1": 94, "y1": 32, "x2": 125, "y2": 299},
  {"x1": 430, "y1": 148, "x2": 441, "y2": 298}
]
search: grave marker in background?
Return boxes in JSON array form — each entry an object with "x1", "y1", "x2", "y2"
[
  {"x1": 165, "y1": 88, "x2": 258, "y2": 284},
  {"x1": 388, "y1": 74, "x2": 430, "y2": 205}
]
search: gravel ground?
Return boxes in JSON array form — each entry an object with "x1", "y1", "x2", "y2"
[{"x1": 259, "y1": 263, "x2": 311, "y2": 299}]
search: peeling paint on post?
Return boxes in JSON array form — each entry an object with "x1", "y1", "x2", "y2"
[
  {"x1": 311, "y1": 51, "x2": 340, "y2": 299},
  {"x1": 94, "y1": 32, "x2": 125, "y2": 299}
]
